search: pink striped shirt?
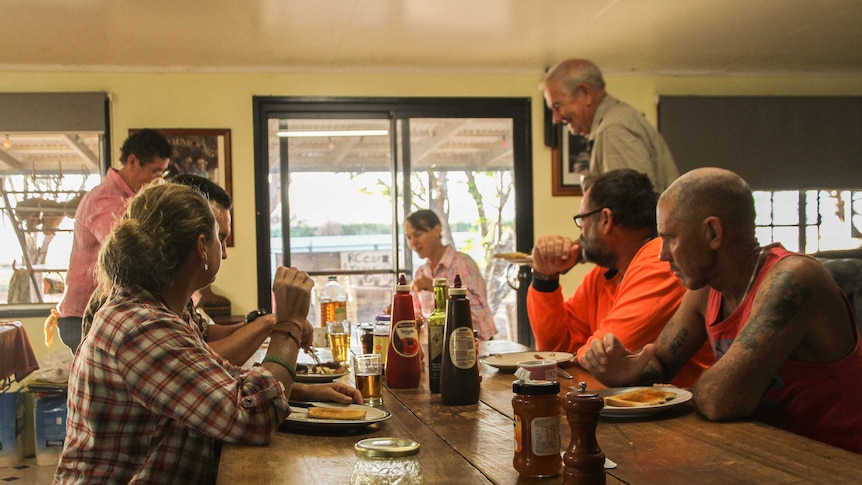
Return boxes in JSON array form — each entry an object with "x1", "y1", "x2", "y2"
[
  {"x1": 58, "y1": 168, "x2": 135, "y2": 318},
  {"x1": 413, "y1": 245, "x2": 497, "y2": 340}
]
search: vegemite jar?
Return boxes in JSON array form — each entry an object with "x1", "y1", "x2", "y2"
[
  {"x1": 350, "y1": 437, "x2": 424, "y2": 485},
  {"x1": 512, "y1": 380, "x2": 562, "y2": 477}
]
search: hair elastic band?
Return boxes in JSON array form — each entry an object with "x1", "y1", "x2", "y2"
[{"x1": 261, "y1": 355, "x2": 297, "y2": 381}]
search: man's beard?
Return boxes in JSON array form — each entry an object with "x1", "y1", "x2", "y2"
[{"x1": 581, "y1": 236, "x2": 617, "y2": 270}]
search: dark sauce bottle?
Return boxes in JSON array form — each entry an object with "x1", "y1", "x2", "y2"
[{"x1": 439, "y1": 274, "x2": 480, "y2": 405}]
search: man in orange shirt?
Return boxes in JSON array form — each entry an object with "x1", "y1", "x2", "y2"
[{"x1": 528, "y1": 169, "x2": 712, "y2": 387}]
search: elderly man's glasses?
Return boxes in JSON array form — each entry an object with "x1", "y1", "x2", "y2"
[{"x1": 572, "y1": 208, "x2": 602, "y2": 228}]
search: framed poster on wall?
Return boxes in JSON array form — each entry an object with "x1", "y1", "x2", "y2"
[
  {"x1": 130, "y1": 128, "x2": 233, "y2": 245},
  {"x1": 551, "y1": 127, "x2": 590, "y2": 196}
]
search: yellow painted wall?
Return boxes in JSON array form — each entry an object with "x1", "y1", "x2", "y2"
[{"x1": 3, "y1": 69, "x2": 862, "y2": 361}]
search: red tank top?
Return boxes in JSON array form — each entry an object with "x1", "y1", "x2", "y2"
[{"x1": 705, "y1": 244, "x2": 862, "y2": 453}]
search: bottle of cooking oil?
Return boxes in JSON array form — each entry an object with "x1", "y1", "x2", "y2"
[{"x1": 319, "y1": 275, "x2": 347, "y2": 326}]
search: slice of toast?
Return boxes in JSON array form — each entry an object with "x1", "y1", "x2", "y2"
[
  {"x1": 307, "y1": 406, "x2": 367, "y2": 421},
  {"x1": 604, "y1": 388, "x2": 677, "y2": 408}
]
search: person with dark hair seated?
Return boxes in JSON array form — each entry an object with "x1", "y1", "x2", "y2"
[{"x1": 167, "y1": 174, "x2": 275, "y2": 366}]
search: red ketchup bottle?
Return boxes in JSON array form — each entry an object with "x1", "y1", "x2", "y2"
[{"x1": 385, "y1": 273, "x2": 422, "y2": 388}]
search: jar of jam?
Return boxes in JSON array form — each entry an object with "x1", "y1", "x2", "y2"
[
  {"x1": 512, "y1": 379, "x2": 562, "y2": 477},
  {"x1": 350, "y1": 437, "x2": 424, "y2": 485}
]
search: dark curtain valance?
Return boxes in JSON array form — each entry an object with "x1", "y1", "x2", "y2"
[
  {"x1": 658, "y1": 96, "x2": 862, "y2": 190},
  {"x1": 0, "y1": 92, "x2": 108, "y2": 132}
]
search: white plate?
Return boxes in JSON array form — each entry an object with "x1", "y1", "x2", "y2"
[
  {"x1": 480, "y1": 351, "x2": 575, "y2": 371},
  {"x1": 294, "y1": 370, "x2": 350, "y2": 383},
  {"x1": 294, "y1": 362, "x2": 350, "y2": 383},
  {"x1": 594, "y1": 386, "x2": 693, "y2": 417},
  {"x1": 282, "y1": 403, "x2": 391, "y2": 431}
]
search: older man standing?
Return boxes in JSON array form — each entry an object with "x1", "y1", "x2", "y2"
[
  {"x1": 581, "y1": 167, "x2": 862, "y2": 454},
  {"x1": 56, "y1": 129, "x2": 171, "y2": 353},
  {"x1": 543, "y1": 58, "x2": 679, "y2": 192}
]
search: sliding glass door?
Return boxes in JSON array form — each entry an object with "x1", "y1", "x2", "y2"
[{"x1": 253, "y1": 98, "x2": 533, "y2": 343}]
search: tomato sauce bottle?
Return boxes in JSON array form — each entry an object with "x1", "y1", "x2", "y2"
[{"x1": 385, "y1": 273, "x2": 421, "y2": 388}]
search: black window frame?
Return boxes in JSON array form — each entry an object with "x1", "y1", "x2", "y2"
[{"x1": 251, "y1": 96, "x2": 535, "y2": 344}]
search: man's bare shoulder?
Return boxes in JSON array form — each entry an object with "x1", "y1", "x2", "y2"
[{"x1": 766, "y1": 253, "x2": 834, "y2": 285}]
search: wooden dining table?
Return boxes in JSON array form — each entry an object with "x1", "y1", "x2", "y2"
[{"x1": 217, "y1": 339, "x2": 862, "y2": 484}]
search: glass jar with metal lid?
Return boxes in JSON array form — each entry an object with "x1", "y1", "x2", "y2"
[
  {"x1": 350, "y1": 437, "x2": 424, "y2": 485},
  {"x1": 512, "y1": 379, "x2": 562, "y2": 477}
]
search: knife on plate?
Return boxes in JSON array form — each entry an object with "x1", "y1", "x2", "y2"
[
  {"x1": 288, "y1": 400, "x2": 315, "y2": 408},
  {"x1": 288, "y1": 401, "x2": 354, "y2": 409}
]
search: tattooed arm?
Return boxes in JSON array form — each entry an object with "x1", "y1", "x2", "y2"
[
  {"x1": 647, "y1": 287, "x2": 711, "y2": 383},
  {"x1": 693, "y1": 256, "x2": 853, "y2": 421},
  {"x1": 579, "y1": 287, "x2": 710, "y2": 387}
]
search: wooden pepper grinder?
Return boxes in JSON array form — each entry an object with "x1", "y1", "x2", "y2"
[{"x1": 562, "y1": 382, "x2": 606, "y2": 485}]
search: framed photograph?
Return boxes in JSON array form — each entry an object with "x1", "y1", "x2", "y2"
[
  {"x1": 130, "y1": 128, "x2": 234, "y2": 245},
  {"x1": 551, "y1": 127, "x2": 590, "y2": 196}
]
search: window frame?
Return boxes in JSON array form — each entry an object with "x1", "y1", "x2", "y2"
[
  {"x1": 754, "y1": 189, "x2": 862, "y2": 253},
  {"x1": 252, "y1": 96, "x2": 535, "y2": 344}
]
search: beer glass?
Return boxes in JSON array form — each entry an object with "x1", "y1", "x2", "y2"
[
  {"x1": 327, "y1": 320, "x2": 351, "y2": 363},
  {"x1": 353, "y1": 353, "x2": 383, "y2": 406}
]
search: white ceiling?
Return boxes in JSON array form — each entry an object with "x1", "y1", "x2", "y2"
[
  {"x1": 2, "y1": 0, "x2": 861, "y2": 75},
  {"x1": 2, "y1": 0, "x2": 861, "y2": 176}
]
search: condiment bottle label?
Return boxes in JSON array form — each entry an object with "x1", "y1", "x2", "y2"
[
  {"x1": 392, "y1": 320, "x2": 420, "y2": 357},
  {"x1": 530, "y1": 416, "x2": 561, "y2": 456},
  {"x1": 514, "y1": 415, "x2": 523, "y2": 453},
  {"x1": 333, "y1": 306, "x2": 346, "y2": 322},
  {"x1": 429, "y1": 325, "x2": 444, "y2": 361},
  {"x1": 448, "y1": 327, "x2": 476, "y2": 369}
]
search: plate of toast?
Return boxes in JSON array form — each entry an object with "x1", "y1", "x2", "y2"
[
  {"x1": 595, "y1": 386, "x2": 693, "y2": 417},
  {"x1": 282, "y1": 402, "x2": 391, "y2": 431}
]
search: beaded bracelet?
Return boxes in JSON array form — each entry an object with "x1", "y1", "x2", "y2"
[
  {"x1": 270, "y1": 327, "x2": 302, "y2": 348},
  {"x1": 261, "y1": 355, "x2": 297, "y2": 381}
]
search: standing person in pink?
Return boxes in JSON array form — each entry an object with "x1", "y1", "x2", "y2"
[
  {"x1": 404, "y1": 209, "x2": 497, "y2": 340},
  {"x1": 56, "y1": 129, "x2": 171, "y2": 353},
  {"x1": 581, "y1": 167, "x2": 862, "y2": 454}
]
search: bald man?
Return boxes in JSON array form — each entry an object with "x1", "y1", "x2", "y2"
[
  {"x1": 543, "y1": 58, "x2": 679, "y2": 192},
  {"x1": 581, "y1": 167, "x2": 862, "y2": 454}
]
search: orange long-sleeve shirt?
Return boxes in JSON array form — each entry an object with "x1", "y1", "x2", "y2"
[{"x1": 526, "y1": 238, "x2": 713, "y2": 387}]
